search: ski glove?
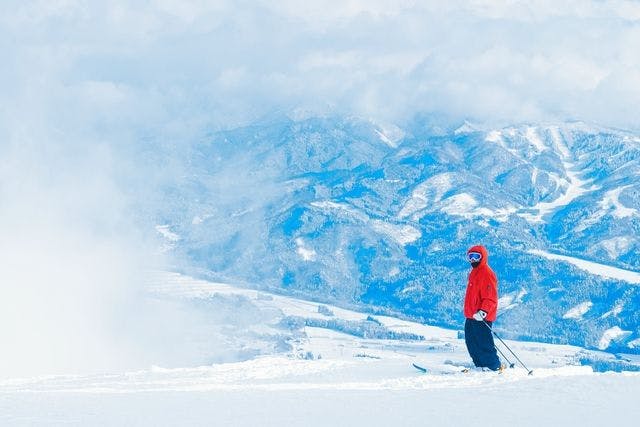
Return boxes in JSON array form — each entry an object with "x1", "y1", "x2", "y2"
[{"x1": 472, "y1": 310, "x2": 487, "y2": 321}]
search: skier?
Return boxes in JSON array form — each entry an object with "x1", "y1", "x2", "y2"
[{"x1": 463, "y1": 245, "x2": 503, "y2": 372}]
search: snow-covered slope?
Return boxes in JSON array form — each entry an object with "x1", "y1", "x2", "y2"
[
  {"x1": 145, "y1": 116, "x2": 640, "y2": 353},
  {"x1": 1, "y1": 272, "x2": 638, "y2": 426}
]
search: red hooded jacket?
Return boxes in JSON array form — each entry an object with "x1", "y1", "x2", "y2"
[{"x1": 463, "y1": 245, "x2": 498, "y2": 321}]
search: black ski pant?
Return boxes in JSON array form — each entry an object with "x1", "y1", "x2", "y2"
[{"x1": 464, "y1": 318, "x2": 500, "y2": 370}]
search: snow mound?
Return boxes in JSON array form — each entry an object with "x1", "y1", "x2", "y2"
[
  {"x1": 599, "y1": 327, "x2": 632, "y2": 350},
  {"x1": 563, "y1": 302, "x2": 593, "y2": 320}
]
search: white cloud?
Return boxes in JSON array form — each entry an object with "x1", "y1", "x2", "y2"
[{"x1": 3, "y1": 0, "x2": 640, "y2": 130}]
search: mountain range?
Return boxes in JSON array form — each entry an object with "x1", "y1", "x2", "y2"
[{"x1": 146, "y1": 115, "x2": 640, "y2": 353}]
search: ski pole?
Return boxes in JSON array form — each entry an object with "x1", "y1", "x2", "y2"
[
  {"x1": 482, "y1": 320, "x2": 533, "y2": 375},
  {"x1": 494, "y1": 344, "x2": 515, "y2": 369}
]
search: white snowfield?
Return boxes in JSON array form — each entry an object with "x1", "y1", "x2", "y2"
[
  {"x1": 1, "y1": 272, "x2": 639, "y2": 426},
  {"x1": 529, "y1": 249, "x2": 640, "y2": 284},
  {"x1": 562, "y1": 301, "x2": 593, "y2": 320}
]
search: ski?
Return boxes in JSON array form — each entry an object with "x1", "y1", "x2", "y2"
[
  {"x1": 413, "y1": 363, "x2": 471, "y2": 375},
  {"x1": 459, "y1": 366, "x2": 506, "y2": 374},
  {"x1": 413, "y1": 363, "x2": 504, "y2": 375},
  {"x1": 412, "y1": 363, "x2": 428, "y2": 373}
]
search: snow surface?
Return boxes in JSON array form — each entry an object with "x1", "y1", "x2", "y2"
[
  {"x1": 310, "y1": 200, "x2": 421, "y2": 244},
  {"x1": 155, "y1": 225, "x2": 180, "y2": 242},
  {"x1": 375, "y1": 129, "x2": 399, "y2": 148},
  {"x1": 371, "y1": 220, "x2": 421, "y2": 245},
  {"x1": 562, "y1": 302, "x2": 593, "y2": 320},
  {"x1": 598, "y1": 326, "x2": 632, "y2": 350},
  {"x1": 440, "y1": 193, "x2": 478, "y2": 217},
  {"x1": 529, "y1": 249, "x2": 640, "y2": 284},
  {"x1": 601, "y1": 302, "x2": 624, "y2": 319},
  {"x1": 1, "y1": 272, "x2": 638, "y2": 426},
  {"x1": 397, "y1": 173, "x2": 454, "y2": 220},
  {"x1": 525, "y1": 126, "x2": 547, "y2": 152},
  {"x1": 155, "y1": 225, "x2": 181, "y2": 253},
  {"x1": 518, "y1": 161, "x2": 595, "y2": 224},
  {"x1": 499, "y1": 289, "x2": 527, "y2": 312},
  {"x1": 295, "y1": 238, "x2": 317, "y2": 261},
  {"x1": 599, "y1": 237, "x2": 633, "y2": 259},
  {"x1": 310, "y1": 200, "x2": 368, "y2": 222},
  {"x1": 371, "y1": 120, "x2": 405, "y2": 148},
  {"x1": 628, "y1": 338, "x2": 640, "y2": 349},
  {"x1": 485, "y1": 126, "x2": 604, "y2": 224},
  {"x1": 600, "y1": 186, "x2": 637, "y2": 219}
]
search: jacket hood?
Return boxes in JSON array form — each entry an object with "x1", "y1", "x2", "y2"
[{"x1": 467, "y1": 245, "x2": 489, "y2": 266}]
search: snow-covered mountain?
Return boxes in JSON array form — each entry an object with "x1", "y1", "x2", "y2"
[{"x1": 147, "y1": 116, "x2": 640, "y2": 353}]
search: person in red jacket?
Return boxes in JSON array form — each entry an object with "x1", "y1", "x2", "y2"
[{"x1": 463, "y1": 245, "x2": 502, "y2": 371}]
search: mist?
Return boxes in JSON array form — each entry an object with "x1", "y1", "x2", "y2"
[{"x1": 0, "y1": 137, "x2": 145, "y2": 376}]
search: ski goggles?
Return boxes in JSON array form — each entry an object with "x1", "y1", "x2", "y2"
[{"x1": 467, "y1": 252, "x2": 482, "y2": 263}]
